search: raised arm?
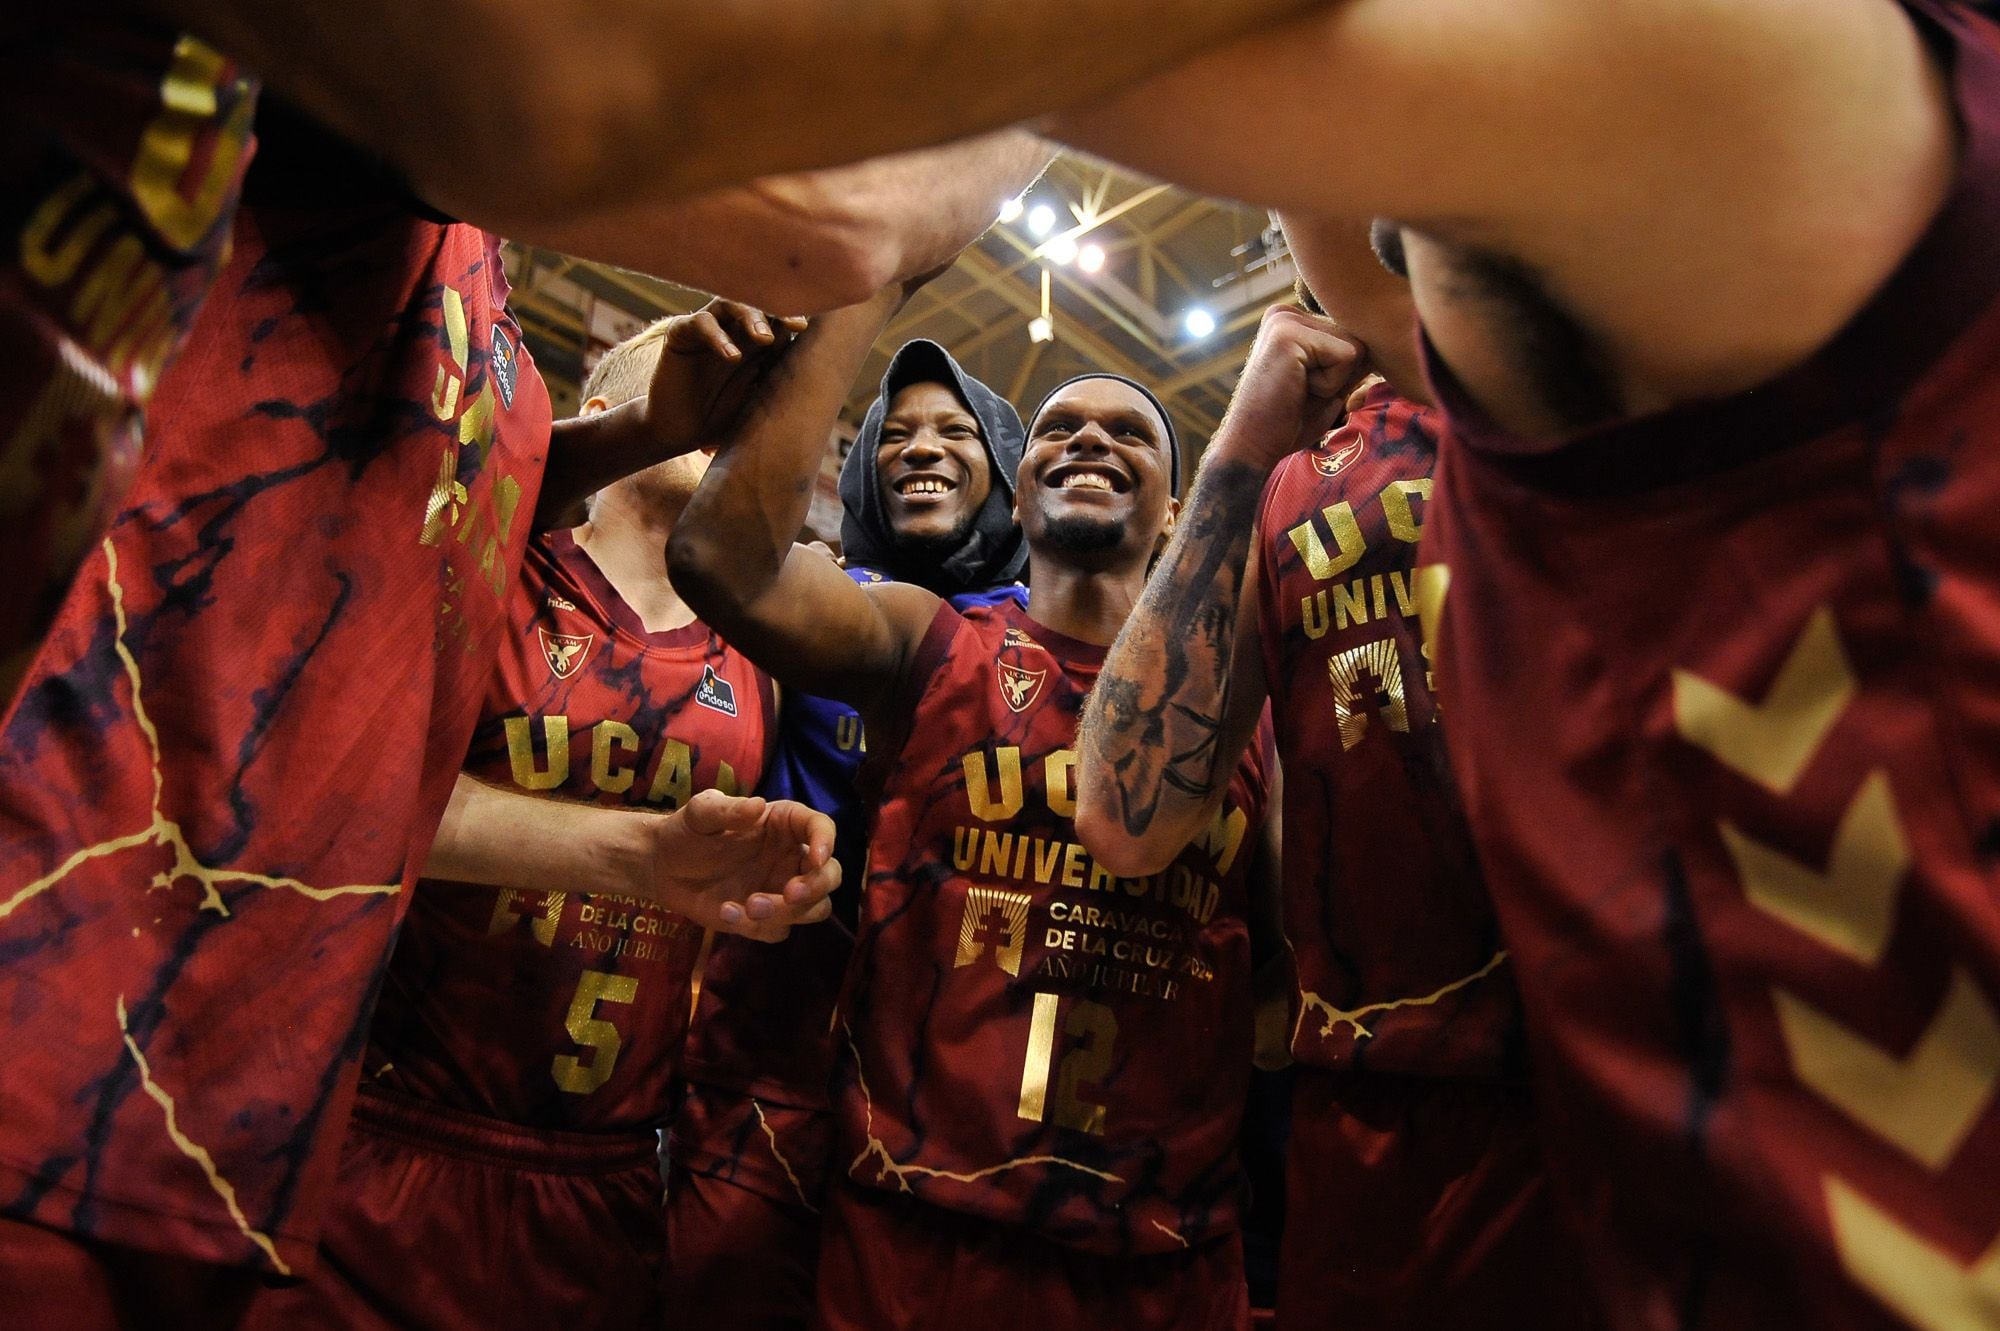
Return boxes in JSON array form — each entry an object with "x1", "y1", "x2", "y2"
[
  {"x1": 1051, "y1": 0, "x2": 1953, "y2": 414},
  {"x1": 153, "y1": 0, "x2": 1322, "y2": 226},
  {"x1": 531, "y1": 132, "x2": 1056, "y2": 316},
  {"x1": 425, "y1": 775, "x2": 838, "y2": 942},
  {"x1": 1076, "y1": 305, "x2": 1360, "y2": 876},
  {"x1": 667, "y1": 290, "x2": 941, "y2": 720}
]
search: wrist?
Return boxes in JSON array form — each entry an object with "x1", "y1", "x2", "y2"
[
  {"x1": 1204, "y1": 421, "x2": 1289, "y2": 474},
  {"x1": 584, "y1": 806, "x2": 664, "y2": 901}
]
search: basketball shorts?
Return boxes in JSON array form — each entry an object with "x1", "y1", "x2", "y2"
[
  {"x1": 664, "y1": 1082, "x2": 832, "y2": 1331},
  {"x1": 238, "y1": 1084, "x2": 663, "y2": 1330},
  {"x1": 1276, "y1": 1068, "x2": 1599, "y2": 1330},
  {"x1": 813, "y1": 1177, "x2": 1250, "y2": 1331}
]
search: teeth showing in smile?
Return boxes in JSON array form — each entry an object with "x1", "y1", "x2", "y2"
[
  {"x1": 898, "y1": 478, "x2": 953, "y2": 497},
  {"x1": 1059, "y1": 472, "x2": 1115, "y2": 491}
]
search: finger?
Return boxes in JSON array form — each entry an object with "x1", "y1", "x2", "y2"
[
  {"x1": 692, "y1": 310, "x2": 744, "y2": 361},
  {"x1": 764, "y1": 800, "x2": 835, "y2": 866},
  {"x1": 782, "y1": 856, "x2": 841, "y2": 905},
  {"x1": 678, "y1": 789, "x2": 767, "y2": 837},
  {"x1": 711, "y1": 300, "x2": 774, "y2": 345},
  {"x1": 776, "y1": 315, "x2": 810, "y2": 335}
]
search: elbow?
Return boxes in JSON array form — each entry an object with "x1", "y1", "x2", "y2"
[
  {"x1": 665, "y1": 527, "x2": 733, "y2": 624},
  {"x1": 1073, "y1": 794, "x2": 1180, "y2": 880},
  {"x1": 739, "y1": 179, "x2": 905, "y2": 315}
]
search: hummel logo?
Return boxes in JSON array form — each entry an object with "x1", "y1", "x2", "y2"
[{"x1": 695, "y1": 665, "x2": 739, "y2": 717}]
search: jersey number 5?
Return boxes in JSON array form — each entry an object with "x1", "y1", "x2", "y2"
[
  {"x1": 552, "y1": 970, "x2": 638, "y2": 1094},
  {"x1": 1017, "y1": 993, "x2": 1116, "y2": 1135}
]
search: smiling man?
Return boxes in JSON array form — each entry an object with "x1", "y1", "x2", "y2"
[
  {"x1": 670, "y1": 297, "x2": 1278, "y2": 1330},
  {"x1": 666, "y1": 340, "x2": 1028, "y2": 1331}
]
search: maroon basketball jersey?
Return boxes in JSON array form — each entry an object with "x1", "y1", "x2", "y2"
[
  {"x1": 838, "y1": 599, "x2": 1272, "y2": 1256},
  {"x1": 0, "y1": 18, "x2": 255, "y2": 693},
  {"x1": 1255, "y1": 388, "x2": 1522, "y2": 1077},
  {"x1": 1419, "y1": 4, "x2": 2000, "y2": 1326},
  {"x1": 0, "y1": 184, "x2": 549, "y2": 1272},
  {"x1": 366, "y1": 529, "x2": 774, "y2": 1131}
]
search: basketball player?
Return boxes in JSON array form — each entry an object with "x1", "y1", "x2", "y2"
[
  {"x1": 1049, "y1": 1, "x2": 2000, "y2": 1324},
  {"x1": 665, "y1": 339, "x2": 1029, "y2": 1330},
  {"x1": 1076, "y1": 225, "x2": 1587, "y2": 1327},
  {"x1": 0, "y1": 114, "x2": 845, "y2": 1323},
  {"x1": 669, "y1": 290, "x2": 1278, "y2": 1329},
  {"x1": 227, "y1": 307, "x2": 796, "y2": 1330}
]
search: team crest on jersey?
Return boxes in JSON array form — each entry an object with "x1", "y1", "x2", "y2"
[
  {"x1": 538, "y1": 628, "x2": 593, "y2": 680},
  {"x1": 492, "y1": 326, "x2": 519, "y2": 408},
  {"x1": 695, "y1": 664, "x2": 739, "y2": 717},
  {"x1": 998, "y1": 662, "x2": 1047, "y2": 713},
  {"x1": 1313, "y1": 436, "x2": 1366, "y2": 479}
]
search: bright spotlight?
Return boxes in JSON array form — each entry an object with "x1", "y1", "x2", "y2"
[
  {"x1": 1183, "y1": 307, "x2": 1218, "y2": 339},
  {"x1": 1028, "y1": 316, "x2": 1055, "y2": 344},
  {"x1": 1027, "y1": 204, "x2": 1058, "y2": 238},
  {"x1": 1077, "y1": 243, "x2": 1106, "y2": 274},
  {"x1": 998, "y1": 195, "x2": 1025, "y2": 224},
  {"x1": 1045, "y1": 235, "x2": 1079, "y2": 266}
]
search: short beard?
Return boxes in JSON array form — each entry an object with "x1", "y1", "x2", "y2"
[
  {"x1": 1039, "y1": 513, "x2": 1124, "y2": 556},
  {"x1": 888, "y1": 511, "x2": 979, "y2": 563}
]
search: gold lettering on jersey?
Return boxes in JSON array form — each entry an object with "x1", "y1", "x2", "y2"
[
  {"x1": 647, "y1": 737, "x2": 693, "y2": 808},
  {"x1": 487, "y1": 886, "x2": 564, "y2": 946},
  {"x1": 1287, "y1": 502, "x2": 1366, "y2": 582},
  {"x1": 505, "y1": 715, "x2": 570, "y2": 790},
  {"x1": 432, "y1": 287, "x2": 469, "y2": 421},
  {"x1": 1673, "y1": 606, "x2": 1854, "y2": 794},
  {"x1": 20, "y1": 177, "x2": 116, "y2": 287},
  {"x1": 591, "y1": 720, "x2": 641, "y2": 794},
  {"x1": 965, "y1": 747, "x2": 1026, "y2": 822},
  {"x1": 955, "y1": 886, "x2": 1031, "y2": 975},
  {"x1": 1044, "y1": 751, "x2": 1079, "y2": 818},
  {"x1": 129, "y1": 37, "x2": 254, "y2": 250},
  {"x1": 552, "y1": 970, "x2": 639, "y2": 1094},
  {"x1": 1720, "y1": 770, "x2": 1908, "y2": 966},
  {"x1": 1823, "y1": 1174, "x2": 2000, "y2": 1331},
  {"x1": 1329, "y1": 639, "x2": 1410, "y2": 750},
  {"x1": 1018, "y1": 992, "x2": 1059, "y2": 1122},
  {"x1": 1017, "y1": 994, "x2": 1115, "y2": 1135},
  {"x1": 1381, "y1": 479, "x2": 1432, "y2": 543},
  {"x1": 835, "y1": 715, "x2": 866, "y2": 753},
  {"x1": 1773, "y1": 968, "x2": 2000, "y2": 1170},
  {"x1": 715, "y1": 760, "x2": 739, "y2": 796},
  {"x1": 1412, "y1": 564, "x2": 1451, "y2": 696},
  {"x1": 1197, "y1": 804, "x2": 1249, "y2": 876},
  {"x1": 1053, "y1": 1000, "x2": 1116, "y2": 1134}
]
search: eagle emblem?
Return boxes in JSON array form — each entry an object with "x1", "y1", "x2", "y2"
[
  {"x1": 538, "y1": 628, "x2": 593, "y2": 680},
  {"x1": 1313, "y1": 436, "x2": 1366, "y2": 479},
  {"x1": 998, "y1": 662, "x2": 1047, "y2": 713}
]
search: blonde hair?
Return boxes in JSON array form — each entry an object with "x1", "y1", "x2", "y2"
[{"x1": 580, "y1": 318, "x2": 675, "y2": 409}]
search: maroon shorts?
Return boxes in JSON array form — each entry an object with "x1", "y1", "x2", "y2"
[
  {"x1": 0, "y1": 1214, "x2": 266, "y2": 1330},
  {"x1": 1276, "y1": 1069, "x2": 1598, "y2": 1330},
  {"x1": 237, "y1": 1085, "x2": 663, "y2": 1331},
  {"x1": 813, "y1": 1178, "x2": 1250, "y2": 1331},
  {"x1": 664, "y1": 1084, "x2": 833, "y2": 1331}
]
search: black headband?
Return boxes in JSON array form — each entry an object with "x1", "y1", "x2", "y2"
[{"x1": 1029, "y1": 373, "x2": 1181, "y2": 495}]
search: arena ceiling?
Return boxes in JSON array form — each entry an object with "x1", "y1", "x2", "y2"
[{"x1": 503, "y1": 153, "x2": 1294, "y2": 462}]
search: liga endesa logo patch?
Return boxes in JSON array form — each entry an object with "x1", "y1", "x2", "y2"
[{"x1": 695, "y1": 664, "x2": 738, "y2": 717}]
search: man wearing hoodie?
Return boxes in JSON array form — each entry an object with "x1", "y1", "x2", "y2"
[{"x1": 665, "y1": 339, "x2": 1028, "y2": 1331}]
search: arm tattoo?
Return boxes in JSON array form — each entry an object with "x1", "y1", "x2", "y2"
[{"x1": 1084, "y1": 457, "x2": 1268, "y2": 838}]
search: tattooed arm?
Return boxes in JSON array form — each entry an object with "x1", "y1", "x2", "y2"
[{"x1": 1076, "y1": 305, "x2": 1362, "y2": 875}]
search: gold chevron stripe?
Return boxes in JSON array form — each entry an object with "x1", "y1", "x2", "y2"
[
  {"x1": 1721, "y1": 770, "x2": 1908, "y2": 966},
  {"x1": 1774, "y1": 968, "x2": 2000, "y2": 1171},
  {"x1": 1826, "y1": 1173, "x2": 2000, "y2": 1329},
  {"x1": 1673, "y1": 606, "x2": 1854, "y2": 794}
]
